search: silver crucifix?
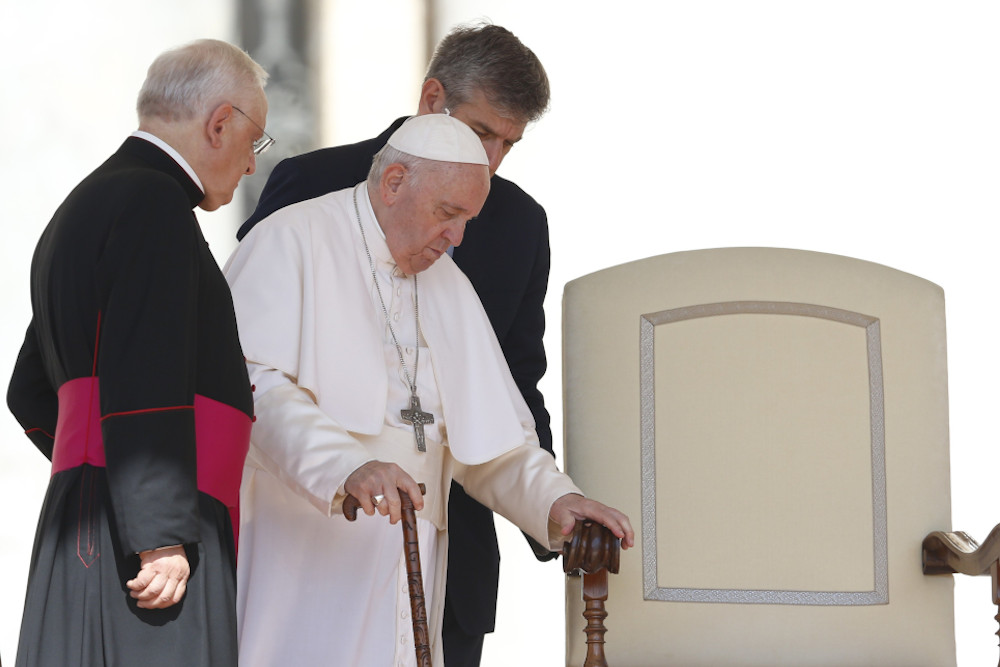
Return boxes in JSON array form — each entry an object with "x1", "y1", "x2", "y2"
[{"x1": 401, "y1": 393, "x2": 434, "y2": 452}]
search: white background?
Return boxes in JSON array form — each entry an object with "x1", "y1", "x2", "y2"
[{"x1": 2, "y1": 1, "x2": 998, "y2": 665}]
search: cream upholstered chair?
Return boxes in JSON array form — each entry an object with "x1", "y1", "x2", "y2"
[{"x1": 561, "y1": 247, "x2": 998, "y2": 667}]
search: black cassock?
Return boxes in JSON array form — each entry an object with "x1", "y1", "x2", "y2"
[{"x1": 7, "y1": 137, "x2": 253, "y2": 667}]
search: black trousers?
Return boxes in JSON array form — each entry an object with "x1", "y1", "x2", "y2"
[{"x1": 442, "y1": 599, "x2": 486, "y2": 667}]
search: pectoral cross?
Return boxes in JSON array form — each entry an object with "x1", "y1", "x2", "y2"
[{"x1": 401, "y1": 393, "x2": 434, "y2": 453}]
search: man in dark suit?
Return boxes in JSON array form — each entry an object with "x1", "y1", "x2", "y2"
[
  {"x1": 237, "y1": 23, "x2": 554, "y2": 667},
  {"x1": 8, "y1": 39, "x2": 271, "y2": 667}
]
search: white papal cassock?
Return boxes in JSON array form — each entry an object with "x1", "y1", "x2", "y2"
[{"x1": 224, "y1": 184, "x2": 581, "y2": 666}]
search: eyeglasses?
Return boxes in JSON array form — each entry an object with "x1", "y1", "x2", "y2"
[{"x1": 232, "y1": 105, "x2": 275, "y2": 155}]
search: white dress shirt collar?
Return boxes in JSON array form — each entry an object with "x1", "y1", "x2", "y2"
[{"x1": 130, "y1": 130, "x2": 205, "y2": 193}]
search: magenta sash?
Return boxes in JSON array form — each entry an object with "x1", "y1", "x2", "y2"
[{"x1": 51, "y1": 376, "x2": 251, "y2": 545}]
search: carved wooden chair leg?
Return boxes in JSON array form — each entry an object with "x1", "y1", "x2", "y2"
[
  {"x1": 345, "y1": 483, "x2": 430, "y2": 667},
  {"x1": 581, "y1": 568, "x2": 610, "y2": 667},
  {"x1": 992, "y1": 560, "x2": 1000, "y2": 667},
  {"x1": 922, "y1": 526, "x2": 1000, "y2": 667},
  {"x1": 564, "y1": 520, "x2": 622, "y2": 667}
]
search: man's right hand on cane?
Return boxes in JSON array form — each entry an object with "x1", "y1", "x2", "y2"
[{"x1": 344, "y1": 460, "x2": 425, "y2": 523}]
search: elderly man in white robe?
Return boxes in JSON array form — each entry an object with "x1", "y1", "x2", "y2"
[{"x1": 225, "y1": 113, "x2": 634, "y2": 666}]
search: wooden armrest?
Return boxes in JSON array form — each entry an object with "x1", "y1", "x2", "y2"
[
  {"x1": 563, "y1": 520, "x2": 621, "y2": 575},
  {"x1": 923, "y1": 524, "x2": 1000, "y2": 667},
  {"x1": 922, "y1": 524, "x2": 1000, "y2": 576},
  {"x1": 563, "y1": 521, "x2": 621, "y2": 667}
]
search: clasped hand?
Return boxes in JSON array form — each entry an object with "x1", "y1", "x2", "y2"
[{"x1": 126, "y1": 545, "x2": 190, "y2": 609}]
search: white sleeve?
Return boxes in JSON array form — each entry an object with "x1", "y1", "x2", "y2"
[
  {"x1": 454, "y1": 443, "x2": 583, "y2": 551},
  {"x1": 246, "y1": 361, "x2": 374, "y2": 516},
  {"x1": 248, "y1": 363, "x2": 293, "y2": 400}
]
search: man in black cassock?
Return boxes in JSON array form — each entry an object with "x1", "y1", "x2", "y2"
[
  {"x1": 6, "y1": 39, "x2": 271, "y2": 667},
  {"x1": 236, "y1": 23, "x2": 553, "y2": 666}
]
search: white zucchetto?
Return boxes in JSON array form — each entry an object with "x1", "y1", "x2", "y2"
[{"x1": 387, "y1": 114, "x2": 489, "y2": 166}]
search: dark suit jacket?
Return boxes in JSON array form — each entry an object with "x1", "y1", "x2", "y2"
[{"x1": 238, "y1": 118, "x2": 555, "y2": 637}]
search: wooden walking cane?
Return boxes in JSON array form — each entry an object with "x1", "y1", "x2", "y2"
[{"x1": 344, "y1": 483, "x2": 431, "y2": 667}]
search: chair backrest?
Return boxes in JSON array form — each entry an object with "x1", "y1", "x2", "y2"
[{"x1": 563, "y1": 248, "x2": 955, "y2": 666}]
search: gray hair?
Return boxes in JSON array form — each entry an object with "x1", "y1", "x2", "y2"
[
  {"x1": 367, "y1": 144, "x2": 434, "y2": 190},
  {"x1": 137, "y1": 39, "x2": 268, "y2": 122},
  {"x1": 425, "y1": 22, "x2": 550, "y2": 124}
]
